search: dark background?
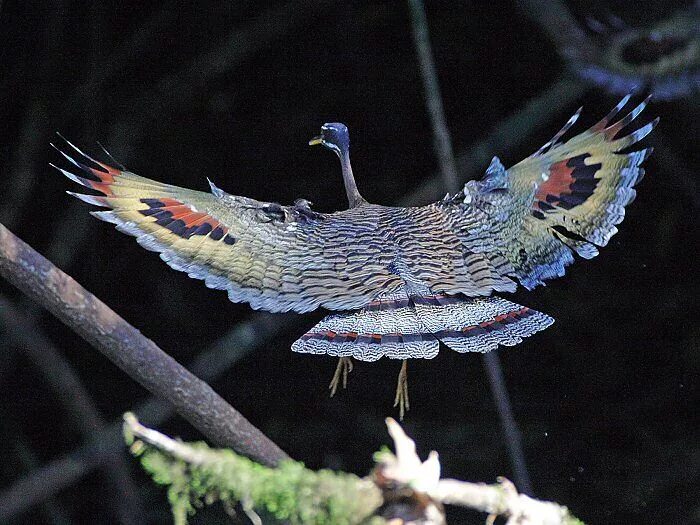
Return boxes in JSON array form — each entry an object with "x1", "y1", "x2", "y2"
[{"x1": 0, "y1": 1, "x2": 697, "y2": 523}]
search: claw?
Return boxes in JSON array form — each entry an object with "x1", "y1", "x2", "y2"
[
  {"x1": 329, "y1": 357, "x2": 353, "y2": 397},
  {"x1": 393, "y1": 360, "x2": 409, "y2": 420}
]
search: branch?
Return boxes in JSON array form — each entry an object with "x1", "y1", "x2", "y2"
[
  {"x1": 123, "y1": 415, "x2": 583, "y2": 525},
  {"x1": 378, "y1": 419, "x2": 582, "y2": 525},
  {"x1": 399, "y1": 78, "x2": 589, "y2": 206},
  {"x1": 431, "y1": 478, "x2": 582, "y2": 525},
  {"x1": 123, "y1": 413, "x2": 384, "y2": 525},
  {"x1": 0, "y1": 222, "x2": 288, "y2": 466},
  {"x1": 514, "y1": 0, "x2": 591, "y2": 56},
  {"x1": 0, "y1": 411, "x2": 71, "y2": 525},
  {"x1": 0, "y1": 297, "x2": 144, "y2": 523},
  {"x1": 407, "y1": 0, "x2": 459, "y2": 193}
]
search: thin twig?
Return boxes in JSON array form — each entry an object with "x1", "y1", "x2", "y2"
[
  {"x1": 382, "y1": 419, "x2": 582, "y2": 524},
  {"x1": 0, "y1": 442, "x2": 107, "y2": 523},
  {"x1": 407, "y1": 0, "x2": 536, "y2": 494},
  {"x1": 0, "y1": 222, "x2": 288, "y2": 466},
  {"x1": 400, "y1": 78, "x2": 589, "y2": 206},
  {"x1": 407, "y1": 0, "x2": 460, "y2": 193},
  {"x1": 430, "y1": 478, "x2": 581, "y2": 524},
  {"x1": 515, "y1": 0, "x2": 591, "y2": 57},
  {"x1": 482, "y1": 351, "x2": 533, "y2": 495},
  {"x1": 0, "y1": 99, "x2": 49, "y2": 230},
  {"x1": 0, "y1": 412, "x2": 71, "y2": 525}
]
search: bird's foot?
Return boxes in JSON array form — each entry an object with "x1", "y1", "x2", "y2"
[
  {"x1": 328, "y1": 357, "x2": 353, "y2": 397},
  {"x1": 393, "y1": 360, "x2": 410, "y2": 420}
]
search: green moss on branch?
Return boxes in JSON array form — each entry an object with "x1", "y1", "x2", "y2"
[{"x1": 124, "y1": 413, "x2": 384, "y2": 525}]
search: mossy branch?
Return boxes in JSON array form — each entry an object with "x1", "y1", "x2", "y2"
[
  {"x1": 123, "y1": 413, "x2": 384, "y2": 525},
  {"x1": 124, "y1": 414, "x2": 584, "y2": 525}
]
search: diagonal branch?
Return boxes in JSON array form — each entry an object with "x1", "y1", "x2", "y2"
[
  {"x1": 400, "y1": 78, "x2": 589, "y2": 206},
  {"x1": 0, "y1": 222, "x2": 288, "y2": 467},
  {"x1": 515, "y1": 0, "x2": 591, "y2": 56}
]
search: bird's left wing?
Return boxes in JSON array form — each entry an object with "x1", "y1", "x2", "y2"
[
  {"x1": 53, "y1": 141, "x2": 401, "y2": 313},
  {"x1": 500, "y1": 95, "x2": 657, "y2": 289}
]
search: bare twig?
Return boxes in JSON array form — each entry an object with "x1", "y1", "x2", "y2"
[
  {"x1": 381, "y1": 419, "x2": 582, "y2": 525},
  {"x1": 515, "y1": 0, "x2": 591, "y2": 57},
  {"x1": 0, "y1": 297, "x2": 144, "y2": 523},
  {"x1": 0, "y1": 222, "x2": 288, "y2": 466},
  {"x1": 0, "y1": 99, "x2": 49, "y2": 230},
  {"x1": 431, "y1": 478, "x2": 581, "y2": 524},
  {"x1": 482, "y1": 351, "x2": 533, "y2": 494},
  {"x1": 407, "y1": 0, "x2": 459, "y2": 192},
  {"x1": 407, "y1": 0, "x2": 539, "y2": 494},
  {"x1": 0, "y1": 412, "x2": 71, "y2": 525},
  {"x1": 0, "y1": 442, "x2": 108, "y2": 523}
]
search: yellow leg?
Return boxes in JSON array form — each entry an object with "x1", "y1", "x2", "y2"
[
  {"x1": 393, "y1": 360, "x2": 410, "y2": 420},
  {"x1": 328, "y1": 357, "x2": 353, "y2": 397}
]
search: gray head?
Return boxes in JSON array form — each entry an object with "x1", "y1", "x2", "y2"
[{"x1": 308, "y1": 122, "x2": 350, "y2": 156}]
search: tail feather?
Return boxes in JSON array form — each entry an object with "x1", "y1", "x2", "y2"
[
  {"x1": 413, "y1": 296, "x2": 553, "y2": 353},
  {"x1": 291, "y1": 294, "x2": 439, "y2": 361},
  {"x1": 291, "y1": 294, "x2": 552, "y2": 361}
]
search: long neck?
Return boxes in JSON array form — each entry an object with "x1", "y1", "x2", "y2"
[{"x1": 339, "y1": 150, "x2": 366, "y2": 208}]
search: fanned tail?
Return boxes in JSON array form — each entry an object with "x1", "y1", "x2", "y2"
[
  {"x1": 413, "y1": 295, "x2": 553, "y2": 353},
  {"x1": 292, "y1": 294, "x2": 552, "y2": 361}
]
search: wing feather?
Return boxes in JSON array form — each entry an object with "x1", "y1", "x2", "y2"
[
  {"x1": 55, "y1": 143, "x2": 402, "y2": 313},
  {"x1": 504, "y1": 95, "x2": 656, "y2": 288}
]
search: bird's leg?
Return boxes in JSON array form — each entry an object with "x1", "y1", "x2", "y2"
[
  {"x1": 328, "y1": 357, "x2": 353, "y2": 397},
  {"x1": 393, "y1": 360, "x2": 410, "y2": 420}
]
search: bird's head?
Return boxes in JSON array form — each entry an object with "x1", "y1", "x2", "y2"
[{"x1": 308, "y1": 122, "x2": 350, "y2": 156}]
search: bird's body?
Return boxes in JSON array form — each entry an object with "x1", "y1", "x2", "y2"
[{"x1": 55, "y1": 96, "x2": 656, "y2": 415}]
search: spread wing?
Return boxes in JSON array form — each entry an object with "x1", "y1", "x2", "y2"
[
  {"x1": 53, "y1": 140, "x2": 402, "y2": 313},
  {"x1": 504, "y1": 94, "x2": 657, "y2": 288},
  {"x1": 433, "y1": 95, "x2": 656, "y2": 292}
]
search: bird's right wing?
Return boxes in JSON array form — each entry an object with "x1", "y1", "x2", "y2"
[
  {"x1": 54, "y1": 141, "x2": 402, "y2": 313},
  {"x1": 432, "y1": 95, "x2": 656, "y2": 293},
  {"x1": 504, "y1": 95, "x2": 657, "y2": 288}
]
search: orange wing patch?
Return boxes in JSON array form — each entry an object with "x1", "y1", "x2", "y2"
[
  {"x1": 533, "y1": 153, "x2": 602, "y2": 216},
  {"x1": 135, "y1": 198, "x2": 236, "y2": 243},
  {"x1": 52, "y1": 138, "x2": 237, "y2": 245}
]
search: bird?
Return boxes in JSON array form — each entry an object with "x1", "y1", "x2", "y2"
[{"x1": 53, "y1": 95, "x2": 656, "y2": 418}]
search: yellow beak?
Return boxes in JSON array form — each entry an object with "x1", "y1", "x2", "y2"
[{"x1": 308, "y1": 136, "x2": 323, "y2": 146}]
